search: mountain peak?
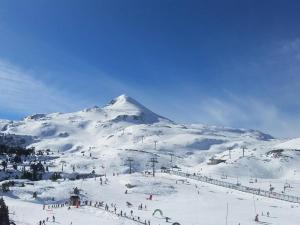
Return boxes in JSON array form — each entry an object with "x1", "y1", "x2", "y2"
[
  {"x1": 107, "y1": 94, "x2": 145, "y2": 110},
  {"x1": 111, "y1": 94, "x2": 133, "y2": 104},
  {"x1": 104, "y1": 94, "x2": 169, "y2": 123}
]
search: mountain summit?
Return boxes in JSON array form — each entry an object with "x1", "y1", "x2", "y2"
[
  {"x1": 104, "y1": 94, "x2": 168, "y2": 124},
  {"x1": 106, "y1": 94, "x2": 152, "y2": 112},
  {"x1": 0, "y1": 94, "x2": 283, "y2": 180}
]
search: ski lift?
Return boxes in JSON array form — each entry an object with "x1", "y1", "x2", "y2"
[{"x1": 284, "y1": 181, "x2": 291, "y2": 189}]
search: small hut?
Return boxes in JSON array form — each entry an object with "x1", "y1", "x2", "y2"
[{"x1": 69, "y1": 195, "x2": 80, "y2": 206}]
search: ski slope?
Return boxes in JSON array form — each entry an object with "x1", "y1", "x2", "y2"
[
  {"x1": 275, "y1": 138, "x2": 300, "y2": 150},
  {"x1": 4, "y1": 172, "x2": 300, "y2": 225}
]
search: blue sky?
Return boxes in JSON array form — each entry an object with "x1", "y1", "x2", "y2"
[{"x1": 0, "y1": 0, "x2": 300, "y2": 137}]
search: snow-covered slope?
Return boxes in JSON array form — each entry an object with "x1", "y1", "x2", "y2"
[
  {"x1": 0, "y1": 94, "x2": 272, "y2": 150},
  {"x1": 0, "y1": 119, "x2": 10, "y2": 131},
  {"x1": 274, "y1": 137, "x2": 300, "y2": 150},
  {"x1": 5, "y1": 172, "x2": 300, "y2": 225},
  {"x1": 2, "y1": 95, "x2": 300, "y2": 225},
  {"x1": 0, "y1": 94, "x2": 296, "y2": 179}
]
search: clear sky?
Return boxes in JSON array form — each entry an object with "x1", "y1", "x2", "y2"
[{"x1": 0, "y1": 0, "x2": 300, "y2": 137}]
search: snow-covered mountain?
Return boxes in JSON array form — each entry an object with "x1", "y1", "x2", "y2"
[
  {"x1": 0, "y1": 94, "x2": 297, "y2": 179},
  {"x1": 0, "y1": 94, "x2": 272, "y2": 152},
  {"x1": 3, "y1": 95, "x2": 300, "y2": 225}
]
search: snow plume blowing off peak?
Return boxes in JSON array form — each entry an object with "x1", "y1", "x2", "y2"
[{"x1": 104, "y1": 94, "x2": 171, "y2": 124}]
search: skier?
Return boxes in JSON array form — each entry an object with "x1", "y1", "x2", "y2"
[
  {"x1": 147, "y1": 194, "x2": 153, "y2": 200},
  {"x1": 255, "y1": 214, "x2": 259, "y2": 222},
  {"x1": 52, "y1": 216, "x2": 56, "y2": 222}
]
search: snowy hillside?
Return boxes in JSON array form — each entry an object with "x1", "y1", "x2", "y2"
[
  {"x1": 0, "y1": 94, "x2": 296, "y2": 179},
  {"x1": 274, "y1": 137, "x2": 300, "y2": 150},
  {"x1": 1, "y1": 95, "x2": 300, "y2": 225}
]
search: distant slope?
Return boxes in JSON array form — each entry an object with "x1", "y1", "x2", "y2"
[{"x1": 274, "y1": 137, "x2": 300, "y2": 150}]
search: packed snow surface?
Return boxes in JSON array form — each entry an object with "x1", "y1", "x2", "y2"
[
  {"x1": 4, "y1": 173, "x2": 300, "y2": 225},
  {"x1": 274, "y1": 137, "x2": 300, "y2": 150}
]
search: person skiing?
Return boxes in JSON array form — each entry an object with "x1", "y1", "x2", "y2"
[
  {"x1": 147, "y1": 194, "x2": 153, "y2": 200},
  {"x1": 255, "y1": 214, "x2": 259, "y2": 222}
]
